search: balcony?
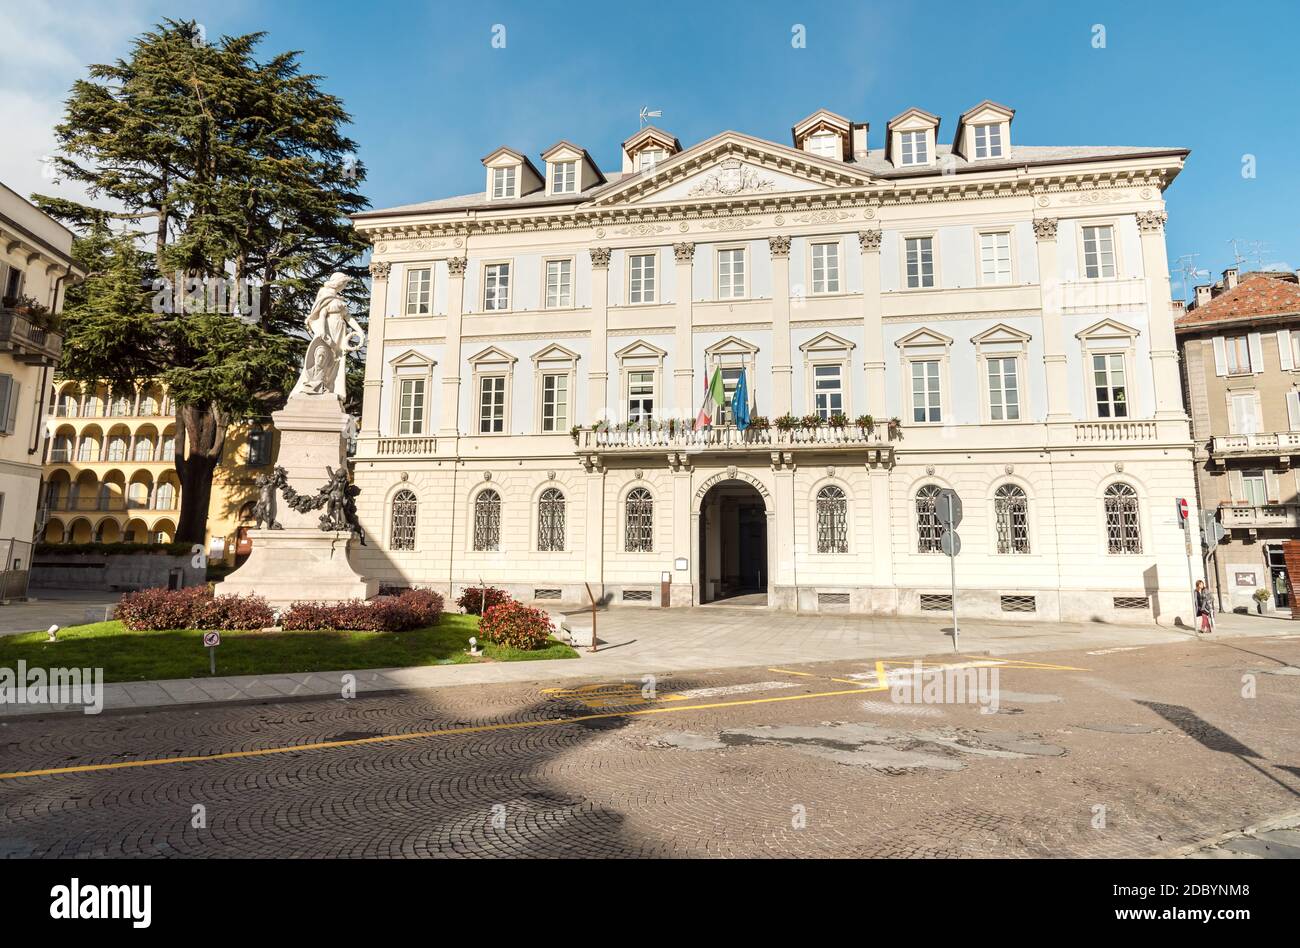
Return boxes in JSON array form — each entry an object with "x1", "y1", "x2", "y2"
[
  {"x1": 574, "y1": 423, "x2": 897, "y2": 468},
  {"x1": 373, "y1": 435, "x2": 438, "y2": 457},
  {"x1": 1210, "y1": 432, "x2": 1300, "y2": 462},
  {"x1": 1219, "y1": 503, "x2": 1300, "y2": 533},
  {"x1": 0, "y1": 310, "x2": 62, "y2": 366}
]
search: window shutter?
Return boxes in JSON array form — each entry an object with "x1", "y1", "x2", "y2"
[
  {"x1": 1212, "y1": 336, "x2": 1227, "y2": 376},
  {"x1": 1266, "y1": 470, "x2": 1281, "y2": 504},
  {"x1": 1288, "y1": 391, "x2": 1300, "y2": 431},
  {"x1": 1228, "y1": 470, "x2": 1244, "y2": 503},
  {"x1": 0, "y1": 376, "x2": 12, "y2": 434},
  {"x1": 4, "y1": 381, "x2": 19, "y2": 435},
  {"x1": 1248, "y1": 332, "x2": 1264, "y2": 373},
  {"x1": 1280, "y1": 330, "x2": 1295, "y2": 371}
]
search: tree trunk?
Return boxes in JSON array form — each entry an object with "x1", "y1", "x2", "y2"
[{"x1": 174, "y1": 402, "x2": 226, "y2": 546}]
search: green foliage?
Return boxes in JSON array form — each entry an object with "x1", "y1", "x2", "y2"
[{"x1": 35, "y1": 541, "x2": 193, "y2": 557}]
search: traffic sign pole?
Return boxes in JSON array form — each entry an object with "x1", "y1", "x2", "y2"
[
  {"x1": 948, "y1": 537, "x2": 959, "y2": 652},
  {"x1": 936, "y1": 489, "x2": 963, "y2": 653}
]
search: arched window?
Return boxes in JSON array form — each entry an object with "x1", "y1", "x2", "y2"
[
  {"x1": 994, "y1": 484, "x2": 1030, "y2": 554},
  {"x1": 1104, "y1": 483, "x2": 1141, "y2": 554},
  {"x1": 624, "y1": 487, "x2": 654, "y2": 552},
  {"x1": 127, "y1": 483, "x2": 149, "y2": 509},
  {"x1": 154, "y1": 482, "x2": 176, "y2": 510},
  {"x1": 56, "y1": 392, "x2": 79, "y2": 417},
  {"x1": 915, "y1": 484, "x2": 943, "y2": 553},
  {"x1": 107, "y1": 436, "x2": 129, "y2": 462},
  {"x1": 390, "y1": 489, "x2": 417, "y2": 551},
  {"x1": 51, "y1": 434, "x2": 72, "y2": 462},
  {"x1": 160, "y1": 436, "x2": 175, "y2": 461},
  {"x1": 816, "y1": 485, "x2": 849, "y2": 553},
  {"x1": 97, "y1": 484, "x2": 113, "y2": 511},
  {"x1": 537, "y1": 487, "x2": 565, "y2": 552},
  {"x1": 473, "y1": 489, "x2": 501, "y2": 551},
  {"x1": 111, "y1": 392, "x2": 133, "y2": 416},
  {"x1": 133, "y1": 438, "x2": 154, "y2": 461},
  {"x1": 77, "y1": 437, "x2": 98, "y2": 462}
]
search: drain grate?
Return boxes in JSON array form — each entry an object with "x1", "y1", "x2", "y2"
[
  {"x1": 1000, "y1": 595, "x2": 1037, "y2": 613},
  {"x1": 920, "y1": 594, "x2": 952, "y2": 611},
  {"x1": 533, "y1": 588, "x2": 561, "y2": 600},
  {"x1": 817, "y1": 592, "x2": 850, "y2": 611},
  {"x1": 1113, "y1": 596, "x2": 1150, "y2": 610},
  {"x1": 622, "y1": 589, "x2": 652, "y2": 602}
]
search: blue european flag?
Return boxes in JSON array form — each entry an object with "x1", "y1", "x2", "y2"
[{"x1": 732, "y1": 369, "x2": 750, "y2": 431}]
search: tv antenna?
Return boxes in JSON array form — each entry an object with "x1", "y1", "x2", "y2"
[{"x1": 1172, "y1": 253, "x2": 1209, "y2": 303}]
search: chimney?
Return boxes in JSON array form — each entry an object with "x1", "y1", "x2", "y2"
[
  {"x1": 1223, "y1": 267, "x2": 1239, "y2": 290},
  {"x1": 851, "y1": 123, "x2": 869, "y2": 161},
  {"x1": 1194, "y1": 284, "x2": 1212, "y2": 307}
]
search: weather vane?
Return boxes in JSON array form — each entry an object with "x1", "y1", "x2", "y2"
[{"x1": 639, "y1": 106, "x2": 662, "y2": 128}]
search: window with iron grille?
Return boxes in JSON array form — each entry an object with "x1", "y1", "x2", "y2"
[
  {"x1": 1000, "y1": 595, "x2": 1036, "y2": 613},
  {"x1": 1104, "y1": 483, "x2": 1141, "y2": 554},
  {"x1": 920, "y1": 594, "x2": 951, "y2": 611},
  {"x1": 473, "y1": 489, "x2": 501, "y2": 551},
  {"x1": 537, "y1": 487, "x2": 565, "y2": 552},
  {"x1": 534, "y1": 588, "x2": 562, "y2": 600},
  {"x1": 622, "y1": 589, "x2": 652, "y2": 602},
  {"x1": 624, "y1": 487, "x2": 654, "y2": 552},
  {"x1": 1113, "y1": 596, "x2": 1150, "y2": 610},
  {"x1": 816, "y1": 485, "x2": 848, "y2": 553},
  {"x1": 915, "y1": 484, "x2": 943, "y2": 553},
  {"x1": 390, "y1": 489, "x2": 417, "y2": 551},
  {"x1": 994, "y1": 484, "x2": 1030, "y2": 554}
]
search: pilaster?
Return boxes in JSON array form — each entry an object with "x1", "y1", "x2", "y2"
[
  {"x1": 1033, "y1": 218, "x2": 1072, "y2": 420},
  {"x1": 588, "y1": 247, "x2": 610, "y2": 424},
  {"x1": 439, "y1": 256, "x2": 467, "y2": 436},
  {"x1": 673, "y1": 242, "x2": 695, "y2": 415},
  {"x1": 858, "y1": 229, "x2": 886, "y2": 414},
  {"x1": 1137, "y1": 211, "x2": 1184, "y2": 419},
  {"x1": 769, "y1": 235, "x2": 793, "y2": 416},
  {"x1": 360, "y1": 260, "x2": 390, "y2": 438}
]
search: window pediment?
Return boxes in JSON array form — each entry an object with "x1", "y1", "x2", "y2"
[
  {"x1": 896, "y1": 327, "x2": 953, "y2": 350},
  {"x1": 1075, "y1": 318, "x2": 1139, "y2": 343},
  {"x1": 971, "y1": 323, "x2": 1031, "y2": 346},
  {"x1": 705, "y1": 335, "x2": 760, "y2": 358},
  {"x1": 388, "y1": 349, "x2": 436, "y2": 369},
  {"x1": 799, "y1": 331, "x2": 856, "y2": 354},
  {"x1": 468, "y1": 345, "x2": 519, "y2": 369},
  {"x1": 614, "y1": 339, "x2": 668, "y2": 362},
  {"x1": 531, "y1": 343, "x2": 580, "y2": 366}
]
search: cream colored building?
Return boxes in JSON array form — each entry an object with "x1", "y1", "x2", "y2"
[
  {"x1": 0, "y1": 181, "x2": 84, "y2": 589},
  {"x1": 349, "y1": 102, "x2": 1200, "y2": 623}
]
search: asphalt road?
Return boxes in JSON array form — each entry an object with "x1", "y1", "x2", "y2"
[{"x1": 0, "y1": 634, "x2": 1297, "y2": 858}]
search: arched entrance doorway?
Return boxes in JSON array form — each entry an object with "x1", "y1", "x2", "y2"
[{"x1": 697, "y1": 480, "x2": 768, "y2": 605}]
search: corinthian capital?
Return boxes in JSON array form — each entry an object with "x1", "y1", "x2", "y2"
[
  {"x1": 1136, "y1": 210, "x2": 1168, "y2": 234},
  {"x1": 768, "y1": 235, "x2": 791, "y2": 258},
  {"x1": 857, "y1": 229, "x2": 882, "y2": 252},
  {"x1": 589, "y1": 246, "x2": 611, "y2": 269},
  {"x1": 447, "y1": 256, "x2": 468, "y2": 277},
  {"x1": 368, "y1": 260, "x2": 391, "y2": 280},
  {"x1": 673, "y1": 241, "x2": 696, "y2": 263},
  {"x1": 1032, "y1": 218, "x2": 1059, "y2": 241}
]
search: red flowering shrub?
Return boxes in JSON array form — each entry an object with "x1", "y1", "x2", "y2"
[
  {"x1": 478, "y1": 600, "x2": 555, "y2": 650},
  {"x1": 280, "y1": 589, "x2": 443, "y2": 632},
  {"x1": 115, "y1": 586, "x2": 273, "y2": 631},
  {"x1": 456, "y1": 585, "x2": 511, "y2": 616}
]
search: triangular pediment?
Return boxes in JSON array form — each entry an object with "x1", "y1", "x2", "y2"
[
  {"x1": 971, "y1": 323, "x2": 1031, "y2": 345},
  {"x1": 895, "y1": 327, "x2": 953, "y2": 348},
  {"x1": 388, "y1": 348, "x2": 436, "y2": 367},
  {"x1": 531, "y1": 343, "x2": 580, "y2": 365},
  {"x1": 467, "y1": 345, "x2": 518, "y2": 367},
  {"x1": 614, "y1": 339, "x2": 667, "y2": 361},
  {"x1": 588, "y1": 132, "x2": 877, "y2": 209},
  {"x1": 705, "y1": 334, "x2": 760, "y2": 357},
  {"x1": 799, "y1": 331, "x2": 856, "y2": 353},
  {"x1": 1076, "y1": 318, "x2": 1139, "y2": 341}
]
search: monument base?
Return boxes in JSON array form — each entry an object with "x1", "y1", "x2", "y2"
[{"x1": 217, "y1": 528, "x2": 377, "y2": 609}]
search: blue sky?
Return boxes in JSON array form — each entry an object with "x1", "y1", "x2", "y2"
[{"x1": 4, "y1": 0, "x2": 1297, "y2": 298}]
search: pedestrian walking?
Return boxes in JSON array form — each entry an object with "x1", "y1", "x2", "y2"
[{"x1": 1195, "y1": 579, "x2": 1214, "y2": 634}]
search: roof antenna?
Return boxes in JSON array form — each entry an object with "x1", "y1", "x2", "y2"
[
  {"x1": 639, "y1": 106, "x2": 662, "y2": 129},
  {"x1": 1226, "y1": 238, "x2": 1248, "y2": 270},
  {"x1": 1171, "y1": 253, "x2": 1209, "y2": 304}
]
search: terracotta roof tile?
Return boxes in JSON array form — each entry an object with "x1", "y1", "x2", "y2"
[{"x1": 1175, "y1": 272, "x2": 1300, "y2": 329}]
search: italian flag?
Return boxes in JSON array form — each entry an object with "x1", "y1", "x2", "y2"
[{"x1": 694, "y1": 368, "x2": 726, "y2": 430}]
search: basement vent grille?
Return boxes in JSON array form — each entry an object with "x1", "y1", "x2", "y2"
[
  {"x1": 1113, "y1": 596, "x2": 1150, "y2": 610},
  {"x1": 622, "y1": 589, "x2": 653, "y2": 602},
  {"x1": 920, "y1": 594, "x2": 952, "y2": 612},
  {"x1": 818, "y1": 592, "x2": 851, "y2": 610},
  {"x1": 1000, "y1": 595, "x2": 1037, "y2": 613},
  {"x1": 533, "y1": 588, "x2": 562, "y2": 600}
]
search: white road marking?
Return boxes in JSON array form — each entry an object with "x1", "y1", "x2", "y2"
[{"x1": 667, "y1": 681, "x2": 802, "y2": 700}]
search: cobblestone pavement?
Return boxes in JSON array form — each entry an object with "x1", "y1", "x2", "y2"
[{"x1": 0, "y1": 633, "x2": 1296, "y2": 858}]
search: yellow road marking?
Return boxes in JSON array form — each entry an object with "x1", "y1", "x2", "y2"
[
  {"x1": 0, "y1": 685, "x2": 873, "y2": 782},
  {"x1": 768, "y1": 666, "x2": 884, "y2": 688}
]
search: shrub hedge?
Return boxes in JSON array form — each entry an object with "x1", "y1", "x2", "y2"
[
  {"x1": 280, "y1": 588, "x2": 444, "y2": 632},
  {"x1": 456, "y1": 585, "x2": 511, "y2": 616},
  {"x1": 116, "y1": 586, "x2": 274, "y2": 631},
  {"x1": 477, "y1": 600, "x2": 555, "y2": 650}
]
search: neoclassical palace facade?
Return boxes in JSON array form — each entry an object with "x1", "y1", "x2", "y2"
[{"x1": 349, "y1": 103, "x2": 1200, "y2": 622}]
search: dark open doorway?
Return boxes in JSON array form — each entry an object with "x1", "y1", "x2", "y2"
[{"x1": 698, "y1": 480, "x2": 768, "y2": 605}]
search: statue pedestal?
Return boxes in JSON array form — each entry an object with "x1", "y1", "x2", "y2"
[
  {"x1": 217, "y1": 393, "x2": 377, "y2": 608},
  {"x1": 218, "y1": 528, "x2": 376, "y2": 608}
]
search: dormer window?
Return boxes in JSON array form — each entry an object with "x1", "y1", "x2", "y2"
[
  {"x1": 492, "y1": 166, "x2": 517, "y2": 199},
  {"x1": 973, "y1": 124, "x2": 1003, "y2": 159},
  {"x1": 806, "y1": 131, "x2": 842, "y2": 159},
  {"x1": 551, "y1": 160, "x2": 576, "y2": 194},
  {"x1": 637, "y1": 148, "x2": 667, "y2": 172},
  {"x1": 900, "y1": 130, "x2": 929, "y2": 165}
]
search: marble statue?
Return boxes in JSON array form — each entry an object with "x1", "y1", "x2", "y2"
[{"x1": 291, "y1": 272, "x2": 365, "y2": 400}]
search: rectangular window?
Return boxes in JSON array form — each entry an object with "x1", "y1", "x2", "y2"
[
  {"x1": 806, "y1": 132, "x2": 841, "y2": 158},
  {"x1": 1231, "y1": 392, "x2": 1259, "y2": 435},
  {"x1": 545, "y1": 259, "x2": 573, "y2": 309},
  {"x1": 484, "y1": 263, "x2": 511, "y2": 311},
  {"x1": 900, "y1": 130, "x2": 929, "y2": 165},
  {"x1": 1082, "y1": 225, "x2": 1117, "y2": 279},
  {"x1": 987, "y1": 357, "x2": 1020, "y2": 421},
  {"x1": 1242, "y1": 471, "x2": 1267, "y2": 507},
  {"x1": 1224, "y1": 335, "x2": 1251, "y2": 374},
  {"x1": 813, "y1": 364, "x2": 844, "y2": 420},
  {"x1": 551, "y1": 160, "x2": 576, "y2": 194},
  {"x1": 637, "y1": 148, "x2": 666, "y2": 172},
  {"x1": 911, "y1": 360, "x2": 942, "y2": 423},
  {"x1": 717, "y1": 248, "x2": 746, "y2": 299},
  {"x1": 1092, "y1": 353, "x2": 1128, "y2": 418},
  {"x1": 811, "y1": 242, "x2": 840, "y2": 294},
  {"x1": 718, "y1": 366, "x2": 744, "y2": 425},
  {"x1": 398, "y1": 378, "x2": 426, "y2": 435},
  {"x1": 541, "y1": 373, "x2": 568, "y2": 432},
  {"x1": 905, "y1": 237, "x2": 935, "y2": 288},
  {"x1": 979, "y1": 232, "x2": 1012, "y2": 285},
  {"x1": 628, "y1": 253, "x2": 656, "y2": 304},
  {"x1": 478, "y1": 376, "x2": 506, "y2": 433},
  {"x1": 974, "y1": 124, "x2": 1003, "y2": 159},
  {"x1": 627, "y1": 370, "x2": 655, "y2": 423},
  {"x1": 491, "y1": 166, "x2": 516, "y2": 199},
  {"x1": 404, "y1": 267, "x2": 431, "y2": 316}
]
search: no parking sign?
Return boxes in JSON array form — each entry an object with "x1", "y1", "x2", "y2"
[{"x1": 203, "y1": 631, "x2": 221, "y2": 675}]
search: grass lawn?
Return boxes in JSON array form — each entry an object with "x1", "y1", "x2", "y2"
[{"x1": 0, "y1": 613, "x2": 578, "y2": 683}]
